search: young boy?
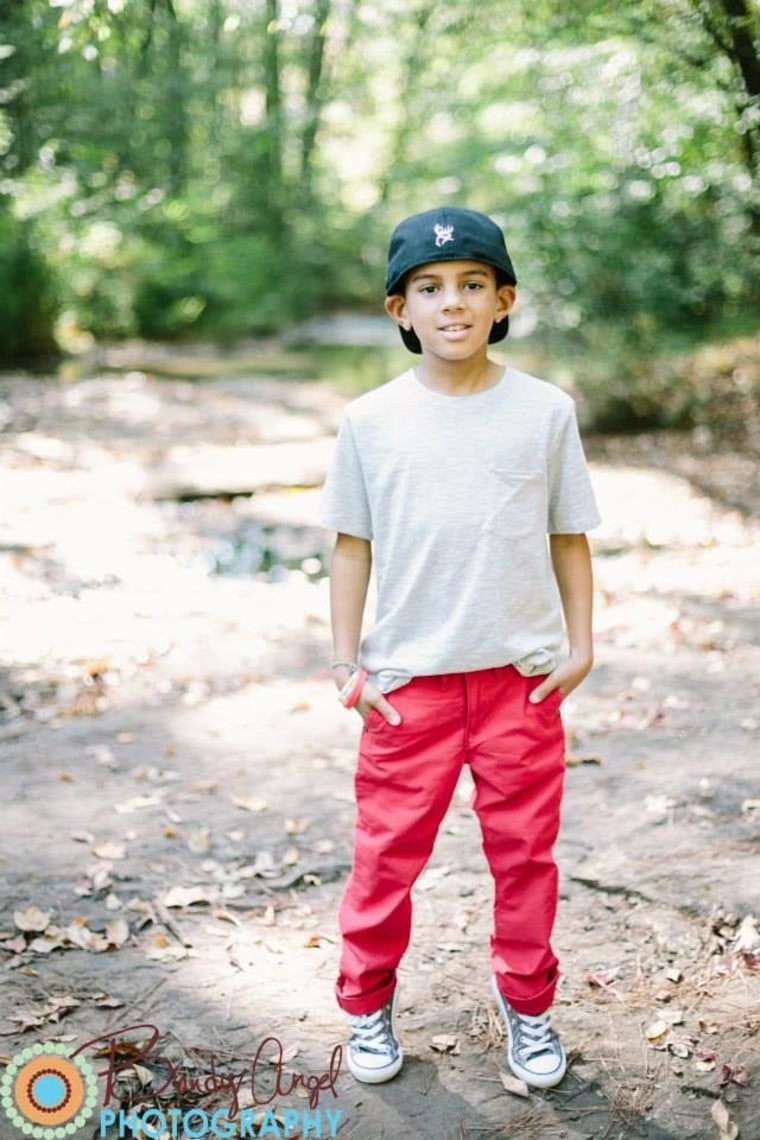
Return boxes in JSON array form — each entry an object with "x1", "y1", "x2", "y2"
[{"x1": 320, "y1": 206, "x2": 600, "y2": 1090}]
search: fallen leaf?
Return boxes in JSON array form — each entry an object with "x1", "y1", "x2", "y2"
[
  {"x1": 587, "y1": 966, "x2": 621, "y2": 988},
  {"x1": 719, "y1": 1063, "x2": 749, "y2": 1088},
  {"x1": 211, "y1": 909, "x2": 240, "y2": 927},
  {"x1": 733, "y1": 914, "x2": 760, "y2": 953},
  {"x1": 186, "y1": 826, "x2": 211, "y2": 854},
  {"x1": 304, "y1": 935, "x2": 323, "y2": 949},
  {"x1": 106, "y1": 918, "x2": 130, "y2": 948},
  {"x1": 430, "y1": 1034, "x2": 460, "y2": 1054},
  {"x1": 145, "y1": 943, "x2": 189, "y2": 962},
  {"x1": 163, "y1": 885, "x2": 214, "y2": 909},
  {"x1": 417, "y1": 866, "x2": 451, "y2": 891},
  {"x1": 193, "y1": 778, "x2": 218, "y2": 793},
  {"x1": 45, "y1": 996, "x2": 81, "y2": 1022},
  {"x1": 65, "y1": 917, "x2": 109, "y2": 953},
  {"x1": 645, "y1": 1019, "x2": 669, "y2": 1041},
  {"x1": 27, "y1": 928, "x2": 68, "y2": 955},
  {"x1": 230, "y1": 794, "x2": 267, "y2": 813},
  {"x1": 1, "y1": 934, "x2": 28, "y2": 954},
  {"x1": 282, "y1": 846, "x2": 300, "y2": 867},
  {"x1": 565, "y1": 754, "x2": 603, "y2": 767},
  {"x1": 94, "y1": 993, "x2": 126, "y2": 1009},
  {"x1": 125, "y1": 896, "x2": 153, "y2": 915},
  {"x1": 221, "y1": 882, "x2": 246, "y2": 900},
  {"x1": 285, "y1": 818, "x2": 309, "y2": 835},
  {"x1": 14, "y1": 906, "x2": 51, "y2": 933},
  {"x1": 498, "y1": 1069, "x2": 530, "y2": 1098},
  {"x1": 85, "y1": 744, "x2": 117, "y2": 767},
  {"x1": 238, "y1": 851, "x2": 279, "y2": 878},
  {"x1": 711, "y1": 1099, "x2": 739, "y2": 1140},
  {"x1": 8, "y1": 1012, "x2": 46, "y2": 1031},
  {"x1": 666, "y1": 967, "x2": 683, "y2": 983},
  {"x1": 114, "y1": 794, "x2": 164, "y2": 814},
  {"x1": 91, "y1": 840, "x2": 126, "y2": 860},
  {"x1": 266, "y1": 1044, "x2": 299, "y2": 1065},
  {"x1": 131, "y1": 1064, "x2": 154, "y2": 1087}
]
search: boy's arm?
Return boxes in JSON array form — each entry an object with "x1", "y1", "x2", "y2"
[
  {"x1": 530, "y1": 533, "x2": 594, "y2": 703},
  {"x1": 330, "y1": 533, "x2": 400, "y2": 725}
]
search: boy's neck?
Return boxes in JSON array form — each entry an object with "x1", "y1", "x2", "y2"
[{"x1": 414, "y1": 355, "x2": 504, "y2": 397}]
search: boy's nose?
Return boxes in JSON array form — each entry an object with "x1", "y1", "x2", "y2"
[{"x1": 441, "y1": 288, "x2": 464, "y2": 309}]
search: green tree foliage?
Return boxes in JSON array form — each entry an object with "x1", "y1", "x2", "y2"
[{"x1": 1, "y1": 0, "x2": 758, "y2": 424}]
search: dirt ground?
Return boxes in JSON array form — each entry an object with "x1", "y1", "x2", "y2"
[{"x1": 1, "y1": 347, "x2": 758, "y2": 1140}]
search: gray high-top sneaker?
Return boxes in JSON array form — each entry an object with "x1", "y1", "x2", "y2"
[
  {"x1": 346, "y1": 989, "x2": 403, "y2": 1084},
  {"x1": 491, "y1": 977, "x2": 566, "y2": 1089}
]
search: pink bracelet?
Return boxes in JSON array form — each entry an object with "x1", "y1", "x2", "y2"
[{"x1": 338, "y1": 667, "x2": 368, "y2": 709}]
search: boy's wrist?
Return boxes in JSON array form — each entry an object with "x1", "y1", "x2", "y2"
[
  {"x1": 331, "y1": 659, "x2": 359, "y2": 689},
  {"x1": 567, "y1": 648, "x2": 593, "y2": 675}
]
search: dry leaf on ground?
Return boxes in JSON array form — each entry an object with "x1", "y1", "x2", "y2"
[
  {"x1": 94, "y1": 993, "x2": 126, "y2": 1008},
  {"x1": 230, "y1": 794, "x2": 267, "y2": 813},
  {"x1": 27, "y1": 928, "x2": 67, "y2": 954},
  {"x1": 711, "y1": 1099, "x2": 739, "y2": 1140},
  {"x1": 14, "y1": 907, "x2": 51, "y2": 933},
  {"x1": 162, "y1": 885, "x2": 215, "y2": 908},
  {"x1": 106, "y1": 918, "x2": 130, "y2": 948},
  {"x1": 719, "y1": 1062, "x2": 749, "y2": 1088},
  {"x1": 65, "y1": 917, "x2": 109, "y2": 952},
  {"x1": 91, "y1": 840, "x2": 127, "y2": 860},
  {"x1": 498, "y1": 1070, "x2": 530, "y2": 1098}
]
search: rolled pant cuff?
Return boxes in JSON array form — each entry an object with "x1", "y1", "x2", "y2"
[
  {"x1": 497, "y1": 973, "x2": 558, "y2": 1016},
  {"x1": 336, "y1": 978, "x2": 397, "y2": 1016}
]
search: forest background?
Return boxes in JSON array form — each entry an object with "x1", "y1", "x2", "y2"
[{"x1": 1, "y1": 0, "x2": 759, "y2": 431}]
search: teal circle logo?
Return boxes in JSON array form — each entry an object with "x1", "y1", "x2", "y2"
[{"x1": 0, "y1": 1042, "x2": 98, "y2": 1138}]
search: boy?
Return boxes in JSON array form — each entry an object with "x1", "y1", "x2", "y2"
[{"x1": 320, "y1": 206, "x2": 600, "y2": 1090}]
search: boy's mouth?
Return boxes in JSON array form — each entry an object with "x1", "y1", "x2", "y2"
[{"x1": 439, "y1": 323, "x2": 471, "y2": 333}]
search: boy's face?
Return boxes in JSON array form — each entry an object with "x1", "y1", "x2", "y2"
[{"x1": 385, "y1": 260, "x2": 515, "y2": 361}]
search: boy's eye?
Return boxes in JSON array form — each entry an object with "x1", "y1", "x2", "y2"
[
  {"x1": 418, "y1": 284, "x2": 438, "y2": 294},
  {"x1": 464, "y1": 281, "x2": 484, "y2": 291}
]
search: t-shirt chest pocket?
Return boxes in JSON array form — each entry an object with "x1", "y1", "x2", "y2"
[{"x1": 483, "y1": 467, "x2": 546, "y2": 538}]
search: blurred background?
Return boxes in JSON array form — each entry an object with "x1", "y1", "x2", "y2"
[{"x1": 1, "y1": 0, "x2": 759, "y2": 434}]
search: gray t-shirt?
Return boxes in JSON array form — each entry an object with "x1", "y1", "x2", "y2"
[{"x1": 320, "y1": 367, "x2": 600, "y2": 693}]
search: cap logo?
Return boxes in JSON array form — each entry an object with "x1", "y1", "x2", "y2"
[{"x1": 433, "y1": 223, "x2": 454, "y2": 248}]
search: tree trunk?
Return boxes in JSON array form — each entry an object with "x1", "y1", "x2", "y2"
[
  {"x1": 299, "y1": 0, "x2": 332, "y2": 203},
  {"x1": 697, "y1": 0, "x2": 760, "y2": 232},
  {"x1": 262, "y1": 0, "x2": 286, "y2": 240},
  {"x1": 164, "y1": 0, "x2": 188, "y2": 196}
]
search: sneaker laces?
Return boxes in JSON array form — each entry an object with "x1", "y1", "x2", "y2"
[
  {"x1": 348, "y1": 1006, "x2": 396, "y2": 1057},
  {"x1": 513, "y1": 1010, "x2": 556, "y2": 1060}
]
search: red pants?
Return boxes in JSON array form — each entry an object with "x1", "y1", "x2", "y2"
[{"x1": 336, "y1": 665, "x2": 565, "y2": 1017}]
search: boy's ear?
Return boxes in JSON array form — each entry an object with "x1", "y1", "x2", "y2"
[
  {"x1": 384, "y1": 294, "x2": 411, "y2": 330},
  {"x1": 496, "y1": 284, "x2": 517, "y2": 322}
]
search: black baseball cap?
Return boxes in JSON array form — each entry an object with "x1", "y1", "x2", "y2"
[{"x1": 385, "y1": 206, "x2": 518, "y2": 354}]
